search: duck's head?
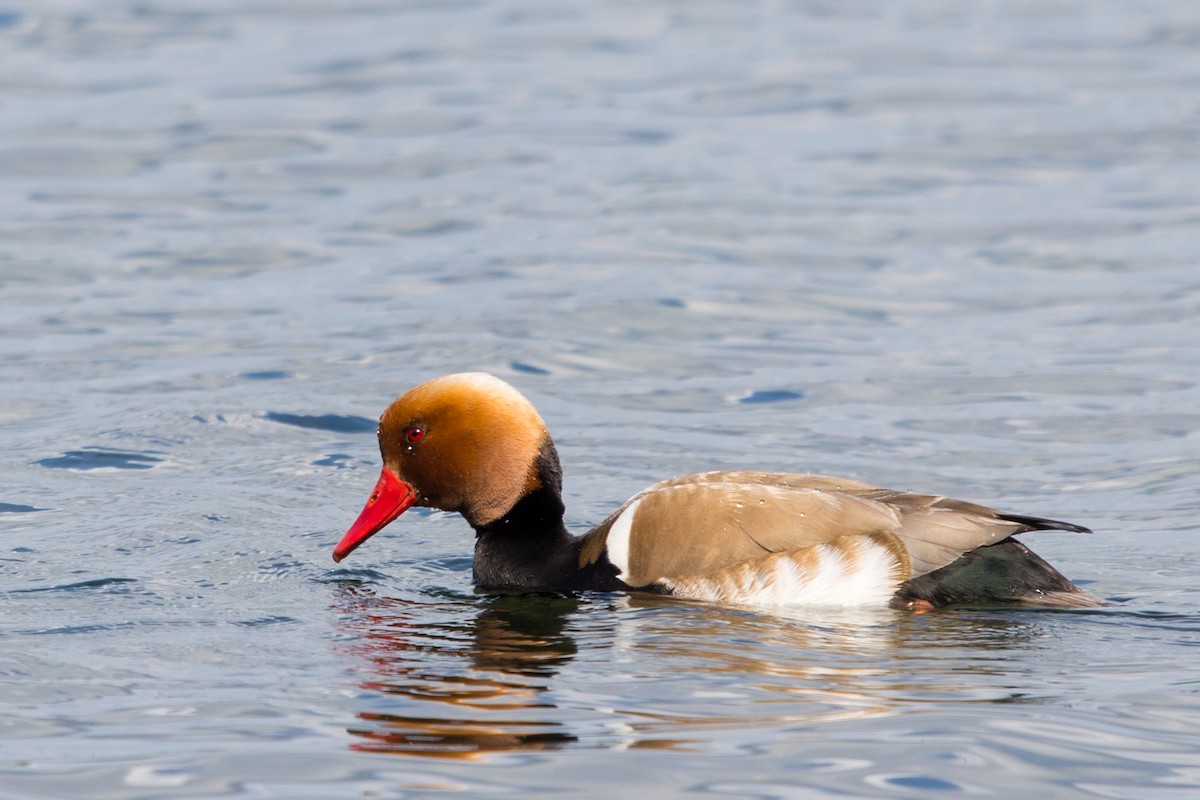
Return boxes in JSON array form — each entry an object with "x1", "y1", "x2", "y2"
[{"x1": 332, "y1": 372, "x2": 553, "y2": 562}]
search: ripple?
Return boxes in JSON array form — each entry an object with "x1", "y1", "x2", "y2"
[
  {"x1": 312, "y1": 453, "x2": 356, "y2": 468},
  {"x1": 264, "y1": 412, "x2": 376, "y2": 434},
  {"x1": 35, "y1": 448, "x2": 164, "y2": 471},
  {"x1": 240, "y1": 370, "x2": 293, "y2": 381},
  {"x1": 0, "y1": 503, "x2": 47, "y2": 513},
  {"x1": 868, "y1": 773, "x2": 968, "y2": 792},
  {"x1": 317, "y1": 568, "x2": 393, "y2": 585},
  {"x1": 736, "y1": 389, "x2": 805, "y2": 404},
  {"x1": 510, "y1": 361, "x2": 551, "y2": 375},
  {"x1": 230, "y1": 616, "x2": 298, "y2": 628},
  {"x1": 10, "y1": 577, "x2": 138, "y2": 594}
]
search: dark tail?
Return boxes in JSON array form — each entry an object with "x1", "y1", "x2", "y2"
[{"x1": 892, "y1": 538, "x2": 1104, "y2": 609}]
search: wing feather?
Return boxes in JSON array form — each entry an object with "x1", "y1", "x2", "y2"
[{"x1": 580, "y1": 471, "x2": 1037, "y2": 588}]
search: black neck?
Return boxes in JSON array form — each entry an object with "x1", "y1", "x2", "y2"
[
  {"x1": 472, "y1": 482, "x2": 575, "y2": 590},
  {"x1": 470, "y1": 439, "x2": 622, "y2": 593}
]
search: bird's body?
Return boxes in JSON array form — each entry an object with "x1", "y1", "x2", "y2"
[{"x1": 334, "y1": 373, "x2": 1100, "y2": 610}]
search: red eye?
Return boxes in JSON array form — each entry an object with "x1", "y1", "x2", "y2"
[{"x1": 405, "y1": 426, "x2": 425, "y2": 444}]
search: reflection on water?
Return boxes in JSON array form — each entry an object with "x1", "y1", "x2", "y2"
[
  {"x1": 332, "y1": 587, "x2": 1075, "y2": 760},
  {"x1": 337, "y1": 590, "x2": 582, "y2": 759}
]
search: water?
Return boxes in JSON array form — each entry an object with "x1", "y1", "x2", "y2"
[{"x1": 2, "y1": 1, "x2": 1198, "y2": 797}]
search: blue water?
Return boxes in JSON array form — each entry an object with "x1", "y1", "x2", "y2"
[{"x1": 3, "y1": 1, "x2": 1199, "y2": 797}]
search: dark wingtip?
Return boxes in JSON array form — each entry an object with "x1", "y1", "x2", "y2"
[{"x1": 998, "y1": 513, "x2": 1093, "y2": 535}]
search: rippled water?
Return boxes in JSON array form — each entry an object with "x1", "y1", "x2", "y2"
[{"x1": 3, "y1": 1, "x2": 1199, "y2": 798}]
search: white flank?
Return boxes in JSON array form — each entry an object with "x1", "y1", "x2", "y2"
[
  {"x1": 663, "y1": 539, "x2": 900, "y2": 609},
  {"x1": 604, "y1": 497, "x2": 641, "y2": 581}
]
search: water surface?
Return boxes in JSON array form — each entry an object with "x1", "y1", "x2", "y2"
[{"x1": 2, "y1": 1, "x2": 1199, "y2": 798}]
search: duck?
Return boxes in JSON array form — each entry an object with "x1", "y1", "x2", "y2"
[{"x1": 332, "y1": 372, "x2": 1101, "y2": 610}]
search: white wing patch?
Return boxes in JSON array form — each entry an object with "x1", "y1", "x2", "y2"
[
  {"x1": 661, "y1": 537, "x2": 901, "y2": 609},
  {"x1": 604, "y1": 497, "x2": 641, "y2": 582}
]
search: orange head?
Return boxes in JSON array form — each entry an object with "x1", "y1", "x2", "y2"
[{"x1": 332, "y1": 373, "x2": 552, "y2": 562}]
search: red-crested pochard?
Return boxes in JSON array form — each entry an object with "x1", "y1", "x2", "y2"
[{"x1": 333, "y1": 373, "x2": 1101, "y2": 610}]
